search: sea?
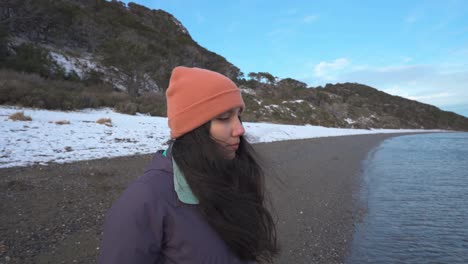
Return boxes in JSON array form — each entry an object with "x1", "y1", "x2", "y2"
[{"x1": 347, "y1": 132, "x2": 468, "y2": 264}]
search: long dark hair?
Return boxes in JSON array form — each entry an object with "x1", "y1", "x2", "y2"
[{"x1": 171, "y1": 121, "x2": 279, "y2": 263}]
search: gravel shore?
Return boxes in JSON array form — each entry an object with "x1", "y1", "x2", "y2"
[{"x1": 1, "y1": 133, "x2": 409, "y2": 263}]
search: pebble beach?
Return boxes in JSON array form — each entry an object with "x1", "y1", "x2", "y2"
[{"x1": 1, "y1": 133, "x2": 414, "y2": 263}]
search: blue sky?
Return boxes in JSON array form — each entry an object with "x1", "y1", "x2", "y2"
[{"x1": 122, "y1": 0, "x2": 468, "y2": 117}]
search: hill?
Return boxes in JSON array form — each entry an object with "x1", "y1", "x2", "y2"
[{"x1": 1, "y1": 0, "x2": 467, "y2": 130}]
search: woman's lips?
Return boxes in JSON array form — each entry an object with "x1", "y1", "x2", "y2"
[{"x1": 229, "y1": 144, "x2": 239, "y2": 151}]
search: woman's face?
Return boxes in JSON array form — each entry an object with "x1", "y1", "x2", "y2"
[{"x1": 210, "y1": 107, "x2": 245, "y2": 159}]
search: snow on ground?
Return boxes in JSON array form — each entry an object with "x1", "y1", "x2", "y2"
[{"x1": 0, "y1": 106, "x2": 442, "y2": 168}]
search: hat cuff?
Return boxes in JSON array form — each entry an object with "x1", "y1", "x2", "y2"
[{"x1": 169, "y1": 90, "x2": 244, "y2": 138}]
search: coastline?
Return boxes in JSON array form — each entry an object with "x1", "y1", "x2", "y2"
[
  {"x1": 0, "y1": 133, "x2": 417, "y2": 263},
  {"x1": 256, "y1": 133, "x2": 418, "y2": 263}
]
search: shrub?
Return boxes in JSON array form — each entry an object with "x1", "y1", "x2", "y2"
[
  {"x1": 6, "y1": 43, "x2": 57, "y2": 78},
  {"x1": 8, "y1": 111, "x2": 32, "y2": 121},
  {"x1": 136, "y1": 92, "x2": 166, "y2": 116},
  {"x1": 115, "y1": 102, "x2": 138, "y2": 115},
  {"x1": 0, "y1": 70, "x2": 133, "y2": 111},
  {"x1": 0, "y1": 71, "x2": 172, "y2": 116}
]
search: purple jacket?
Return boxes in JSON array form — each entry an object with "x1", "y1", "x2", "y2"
[{"x1": 98, "y1": 150, "x2": 251, "y2": 264}]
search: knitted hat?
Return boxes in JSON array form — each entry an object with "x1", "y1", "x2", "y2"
[{"x1": 166, "y1": 66, "x2": 245, "y2": 139}]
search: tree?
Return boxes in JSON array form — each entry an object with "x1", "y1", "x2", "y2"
[
  {"x1": 258, "y1": 72, "x2": 276, "y2": 84},
  {"x1": 277, "y1": 78, "x2": 307, "y2": 89},
  {"x1": 102, "y1": 39, "x2": 158, "y2": 96},
  {"x1": 247, "y1": 71, "x2": 277, "y2": 84},
  {"x1": 0, "y1": 25, "x2": 9, "y2": 65},
  {"x1": 6, "y1": 43, "x2": 60, "y2": 78},
  {"x1": 248, "y1": 72, "x2": 260, "y2": 81}
]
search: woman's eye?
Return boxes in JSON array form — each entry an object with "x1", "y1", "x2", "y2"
[{"x1": 217, "y1": 116, "x2": 230, "y2": 121}]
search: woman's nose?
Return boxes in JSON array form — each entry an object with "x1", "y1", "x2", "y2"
[{"x1": 232, "y1": 117, "x2": 245, "y2": 137}]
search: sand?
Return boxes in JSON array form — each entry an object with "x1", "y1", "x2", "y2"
[{"x1": 0, "y1": 133, "x2": 412, "y2": 263}]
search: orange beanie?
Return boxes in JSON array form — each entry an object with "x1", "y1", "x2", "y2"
[{"x1": 166, "y1": 66, "x2": 245, "y2": 139}]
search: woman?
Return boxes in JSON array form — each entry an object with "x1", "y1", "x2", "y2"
[{"x1": 98, "y1": 66, "x2": 279, "y2": 263}]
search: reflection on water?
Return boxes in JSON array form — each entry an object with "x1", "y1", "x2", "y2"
[{"x1": 347, "y1": 133, "x2": 468, "y2": 264}]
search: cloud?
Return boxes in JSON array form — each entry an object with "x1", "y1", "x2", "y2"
[
  {"x1": 340, "y1": 65, "x2": 468, "y2": 107},
  {"x1": 313, "y1": 58, "x2": 350, "y2": 79},
  {"x1": 343, "y1": 64, "x2": 436, "y2": 84},
  {"x1": 303, "y1": 15, "x2": 319, "y2": 24},
  {"x1": 298, "y1": 60, "x2": 468, "y2": 114}
]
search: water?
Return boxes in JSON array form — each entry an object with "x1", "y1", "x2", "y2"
[{"x1": 347, "y1": 132, "x2": 468, "y2": 264}]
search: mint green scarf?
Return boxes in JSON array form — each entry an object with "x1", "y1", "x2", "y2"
[{"x1": 163, "y1": 149, "x2": 199, "y2": 204}]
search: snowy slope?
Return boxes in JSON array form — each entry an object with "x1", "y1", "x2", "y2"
[{"x1": 0, "y1": 106, "x2": 442, "y2": 168}]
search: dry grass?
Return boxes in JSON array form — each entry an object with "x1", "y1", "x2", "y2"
[
  {"x1": 96, "y1": 118, "x2": 112, "y2": 127},
  {"x1": 8, "y1": 111, "x2": 32, "y2": 121},
  {"x1": 54, "y1": 120, "x2": 70, "y2": 125}
]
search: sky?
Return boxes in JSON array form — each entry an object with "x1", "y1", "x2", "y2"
[
  {"x1": 0, "y1": 106, "x2": 434, "y2": 168},
  {"x1": 121, "y1": 0, "x2": 468, "y2": 117}
]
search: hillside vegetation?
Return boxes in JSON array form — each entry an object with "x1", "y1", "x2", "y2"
[{"x1": 1, "y1": 0, "x2": 467, "y2": 130}]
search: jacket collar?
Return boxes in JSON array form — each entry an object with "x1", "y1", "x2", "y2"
[{"x1": 162, "y1": 148, "x2": 199, "y2": 205}]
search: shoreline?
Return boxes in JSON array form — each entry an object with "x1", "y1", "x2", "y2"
[
  {"x1": 256, "y1": 133, "x2": 418, "y2": 263},
  {"x1": 0, "y1": 133, "x2": 420, "y2": 263}
]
